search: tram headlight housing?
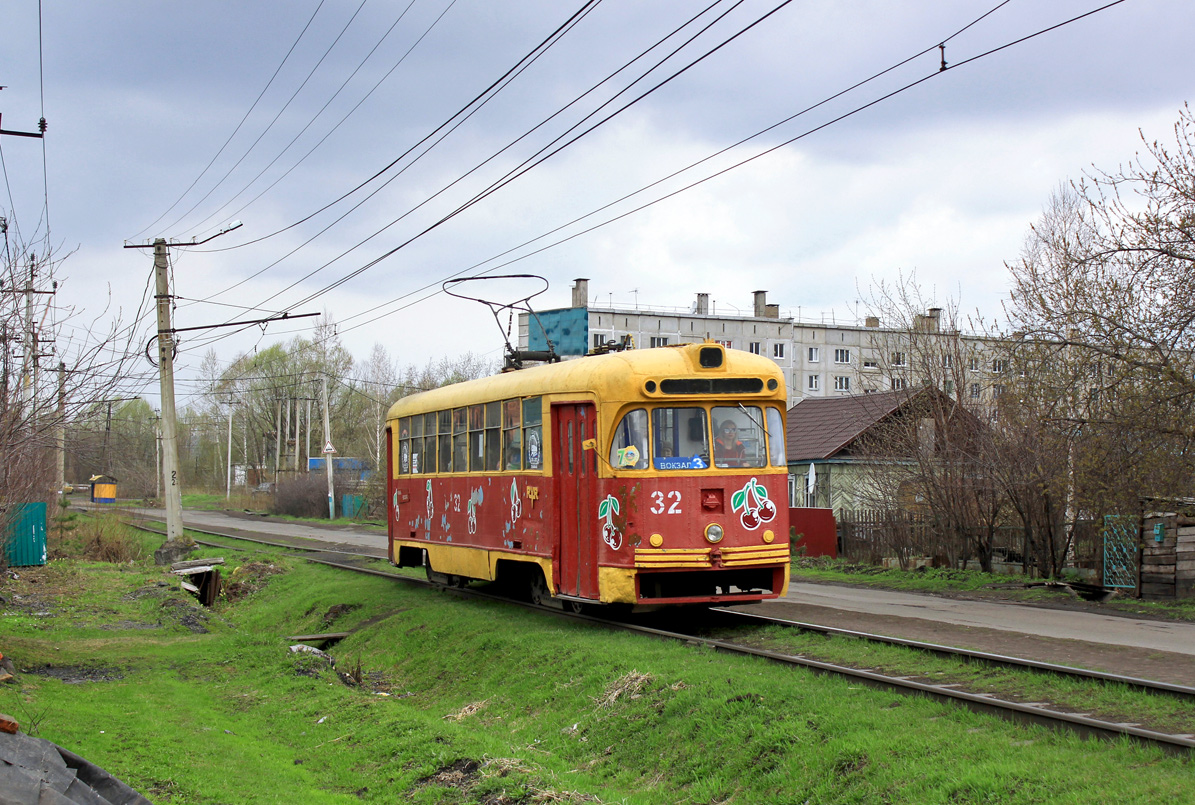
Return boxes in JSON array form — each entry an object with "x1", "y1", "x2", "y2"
[{"x1": 704, "y1": 523, "x2": 724, "y2": 544}]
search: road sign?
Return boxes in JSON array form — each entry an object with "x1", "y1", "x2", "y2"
[{"x1": 323, "y1": 441, "x2": 336, "y2": 454}]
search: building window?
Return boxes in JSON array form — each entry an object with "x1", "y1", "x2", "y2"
[
  {"x1": 773, "y1": 343, "x2": 785, "y2": 359},
  {"x1": 991, "y1": 359, "x2": 1009, "y2": 374},
  {"x1": 716, "y1": 339, "x2": 732, "y2": 348},
  {"x1": 891, "y1": 351, "x2": 906, "y2": 367},
  {"x1": 834, "y1": 348, "x2": 850, "y2": 364},
  {"x1": 968, "y1": 357, "x2": 980, "y2": 371},
  {"x1": 749, "y1": 342, "x2": 761, "y2": 355},
  {"x1": 807, "y1": 374, "x2": 820, "y2": 391},
  {"x1": 808, "y1": 347, "x2": 820, "y2": 362},
  {"x1": 944, "y1": 380, "x2": 954, "y2": 396},
  {"x1": 863, "y1": 359, "x2": 878, "y2": 370},
  {"x1": 891, "y1": 377, "x2": 906, "y2": 390},
  {"x1": 650, "y1": 336, "x2": 669, "y2": 348},
  {"x1": 943, "y1": 354, "x2": 953, "y2": 369},
  {"x1": 970, "y1": 383, "x2": 981, "y2": 399},
  {"x1": 834, "y1": 376, "x2": 850, "y2": 391},
  {"x1": 993, "y1": 384, "x2": 1005, "y2": 397},
  {"x1": 592, "y1": 333, "x2": 607, "y2": 350}
]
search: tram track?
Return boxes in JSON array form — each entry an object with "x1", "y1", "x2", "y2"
[{"x1": 127, "y1": 517, "x2": 1195, "y2": 753}]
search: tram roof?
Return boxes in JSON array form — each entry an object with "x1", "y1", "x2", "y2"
[{"x1": 386, "y1": 343, "x2": 785, "y2": 420}]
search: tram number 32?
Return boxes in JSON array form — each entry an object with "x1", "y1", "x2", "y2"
[{"x1": 650, "y1": 491, "x2": 682, "y2": 515}]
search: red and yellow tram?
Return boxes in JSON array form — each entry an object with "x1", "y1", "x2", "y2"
[{"x1": 385, "y1": 342, "x2": 790, "y2": 608}]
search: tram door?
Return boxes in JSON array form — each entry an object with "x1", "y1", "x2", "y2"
[{"x1": 553, "y1": 403, "x2": 600, "y2": 599}]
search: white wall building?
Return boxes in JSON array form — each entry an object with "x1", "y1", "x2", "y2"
[{"x1": 519, "y1": 279, "x2": 1000, "y2": 409}]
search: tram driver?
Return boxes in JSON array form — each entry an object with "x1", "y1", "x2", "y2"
[{"x1": 714, "y1": 419, "x2": 746, "y2": 466}]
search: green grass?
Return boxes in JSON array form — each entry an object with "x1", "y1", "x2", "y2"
[{"x1": 2, "y1": 529, "x2": 1193, "y2": 803}]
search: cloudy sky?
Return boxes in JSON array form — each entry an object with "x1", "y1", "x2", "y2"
[{"x1": 1, "y1": 0, "x2": 1190, "y2": 407}]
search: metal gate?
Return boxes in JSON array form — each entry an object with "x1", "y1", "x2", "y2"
[{"x1": 1102, "y1": 514, "x2": 1138, "y2": 590}]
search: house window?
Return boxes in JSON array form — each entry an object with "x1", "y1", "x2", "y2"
[
  {"x1": 991, "y1": 359, "x2": 1009, "y2": 374},
  {"x1": 891, "y1": 377, "x2": 906, "y2": 390},
  {"x1": 863, "y1": 359, "x2": 878, "y2": 369},
  {"x1": 834, "y1": 348, "x2": 850, "y2": 364},
  {"x1": 592, "y1": 333, "x2": 607, "y2": 350},
  {"x1": 944, "y1": 380, "x2": 954, "y2": 395},
  {"x1": 968, "y1": 357, "x2": 980, "y2": 371},
  {"x1": 748, "y1": 342, "x2": 761, "y2": 355},
  {"x1": 716, "y1": 339, "x2": 733, "y2": 349},
  {"x1": 943, "y1": 354, "x2": 953, "y2": 369},
  {"x1": 970, "y1": 383, "x2": 981, "y2": 399},
  {"x1": 993, "y1": 384, "x2": 1005, "y2": 397},
  {"x1": 807, "y1": 374, "x2": 820, "y2": 391},
  {"x1": 891, "y1": 351, "x2": 906, "y2": 367},
  {"x1": 808, "y1": 347, "x2": 820, "y2": 362},
  {"x1": 834, "y1": 376, "x2": 850, "y2": 391},
  {"x1": 650, "y1": 336, "x2": 669, "y2": 348},
  {"x1": 773, "y1": 343, "x2": 785, "y2": 359}
]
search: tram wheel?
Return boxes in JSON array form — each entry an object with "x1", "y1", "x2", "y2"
[
  {"x1": 529, "y1": 573, "x2": 551, "y2": 607},
  {"x1": 567, "y1": 600, "x2": 586, "y2": 615}
]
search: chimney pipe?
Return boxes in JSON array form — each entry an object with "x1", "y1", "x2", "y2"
[
  {"x1": 696, "y1": 293, "x2": 709, "y2": 315},
  {"x1": 572, "y1": 278, "x2": 589, "y2": 309},
  {"x1": 753, "y1": 290, "x2": 767, "y2": 318}
]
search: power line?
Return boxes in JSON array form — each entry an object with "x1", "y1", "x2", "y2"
[{"x1": 131, "y1": 0, "x2": 330, "y2": 240}]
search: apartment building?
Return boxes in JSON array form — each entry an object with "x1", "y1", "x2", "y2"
[{"x1": 518, "y1": 279, "x2": 1001, "y2": 409}]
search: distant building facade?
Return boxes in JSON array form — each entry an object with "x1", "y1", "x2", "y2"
[{"x1": 518, "y1": 279, "x2": 1002, "y2": 410}]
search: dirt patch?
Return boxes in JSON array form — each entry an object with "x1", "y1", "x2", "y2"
[
  {"x1": 27, "y1": 665, "x2": 124, "y2": 683},
  {"x1": 159, "y1": 598, "x2": 210, "y2": 634},
  {"x1": 322, "y1": 603, "x2": 361, "y2": 628},
  {"x1": 223, "y1": 561, "x2": 285, "y2": 601}
]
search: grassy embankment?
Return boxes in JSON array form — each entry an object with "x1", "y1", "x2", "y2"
[{"x1": 0, "y1": 513, "x2": 1191, "y2": 803}]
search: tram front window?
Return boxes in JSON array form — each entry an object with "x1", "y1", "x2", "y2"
[
  {"x1": 651, "y1": 408, "x2": 709, "y2": 470},
  {"x1": 712, "y1": 406, "x2": 767, "y2": 468},
  {"x1": 610, "y1": 409, "x2": 648, "y2": 469}
]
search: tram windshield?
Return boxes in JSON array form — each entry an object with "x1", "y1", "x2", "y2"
[
  {"x1": 608, "y1": 405, "x2": 780, "y2": 470},
  {"x1": 712, "y1": 406, "x2": 767, "y2": 468}
]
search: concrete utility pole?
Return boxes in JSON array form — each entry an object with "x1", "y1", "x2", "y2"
[
  {"x1": 124, "y1": 220, "x2": 242, "y2": 563},
  {"x1": 153, "y1": 239, "x2": 185, "y2": 547},
  {"x1": 322, "y1": 375, "x2": 335, "y2": 519}
]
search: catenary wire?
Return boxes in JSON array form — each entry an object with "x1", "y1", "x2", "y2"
[{"x1": 131, "y1": 0, "x2": 328, "y2": 240}]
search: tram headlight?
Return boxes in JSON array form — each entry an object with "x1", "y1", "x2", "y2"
[{"x1": 704, "y1": 523, "x2": 724, "y2": 544}]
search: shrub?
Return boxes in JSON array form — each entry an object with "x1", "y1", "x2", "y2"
[{"x1": 273, "y1": 474, "x2": 330, "y2": 518}]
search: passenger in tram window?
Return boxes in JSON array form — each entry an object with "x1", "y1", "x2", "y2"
[{"x1": 714, "y1": 420, "x2": 746, "y2": 464}]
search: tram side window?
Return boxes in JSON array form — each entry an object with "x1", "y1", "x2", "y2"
[
  {"x1": 408, "y1": 414, "x2": 423, "y2": 474},
  {"x1": 650, "y1": 408, "x2": 709, "y2": 470},
  {"x1": 422, "y1": 412, "x2": 437, "y2": 474},
  {"x1": 438, "y1": 410, "x2": 452, "y2": 472},
  {"x1": 468, "y1": 405, "x2": 484, "y2": 472},
  {"x1": 522, "y1": 397, "x2": 543, "y2": 470},
  {"x1": 767, "y1": 407, "x2": 786, "y2": 466},
  {"x1": 502, "y1": 399, "x2": 522, "y2": 470},
  {"x1": 453, "y1": 408, "x2": 468, "y2": 472},
  {"x1": 398, "y1": 417, "x2": 411, "y2": 474},
  {"x1": 712, "y1": 406, "x2": 766, "y2": 468},
  {"x1": 484, "y1": 401, "x2": 501, "y2": 471},
  {"x1": 610, "y1": 408, "x2": 649, "y2": 469}
]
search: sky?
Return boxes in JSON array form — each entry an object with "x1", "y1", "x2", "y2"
[{"x1": 0, "y1": 0, "x2": 1190, "y2": 409}]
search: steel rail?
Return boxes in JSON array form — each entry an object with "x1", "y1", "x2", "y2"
[
  {"x1": 711, "y1": 607, "x2": 1195, "y2": 700},
  {"x1": 124, "y1": 516, "x2": 1194, "y2": 752}
]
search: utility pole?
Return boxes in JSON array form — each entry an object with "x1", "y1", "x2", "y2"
[
  {"x1": 124, "y1": 220, "x2": 243, "y2": 562},
  {"x1": 55, "y1": 362, "x2": 65, "y2": 493},
  {"x1": 322, "y1": 375, "x2": 335, "y2": 519},
  {"x1": 153, "y1": 239, "x2": 185, "y2": 547},
  {"x1": 225, "y1": 400, "x2": 234, "y2": 499}
]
